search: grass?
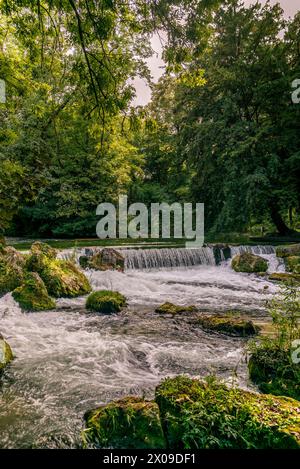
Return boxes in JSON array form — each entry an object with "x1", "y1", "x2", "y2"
[
  {"x1": 6, "y1": 231, "x2": 300, "y2": 251},
  {"x1": 8, "y1": 237, "x2": 187, "y2": 251}
]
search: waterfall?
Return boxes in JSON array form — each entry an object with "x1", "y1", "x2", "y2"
[
  {"x1": 124, "y1": 247, "x2": 216, "y2": 270},
  {"x1": 58, "y1": 244, "x2": 277, "y2": 271},
  {"x1": 230, "y1": 245, "x2": 275, "y2": 256}
]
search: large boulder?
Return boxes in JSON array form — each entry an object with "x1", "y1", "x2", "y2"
[
  {"x1": 197, "y1": 314, "x2": 259, "y2": 337},
  {"x1": 0, "y1": 334, "x2": 13, "y2": 373},
  {"x1": 79, "y1": 248, "x2": 125, "y2": 272},
  {"x1": 231, "y1": 252, "x2": 268, "y2": 273},
  {"x1": 155, "y1": 302, "x2": 196, "y2": 315},
  {"x1": 276, "y1": 244, "x2": 300, "y2": 258},
  {"x1": 84, "y1": 397, "x2": 166, "y2": 449},
  {"x1": 248, "y1": 347, "x2": 300, "y2": 401},
  {"x1": 12, "y1": 272, "x2": 56, "y2": 311},
  {"x1": 0, "y1": 246, "x2": 25, "y2": 296},
  {"x1": 284, "y1": 256, "x2": 300, "y2": 274},
  {"x1": 86, "y1": 290, "x2": 126, "y2": 314},
  {"x1": 26, "y1": 242, "x2": 91, "y2": 298},
  {"x1": 155, "y1": 376, "x2": 300, "y2": 449}
]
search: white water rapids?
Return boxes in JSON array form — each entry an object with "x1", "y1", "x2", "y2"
[{"x1": 0, "y1": 246, "x2": 283, "y2": 448}]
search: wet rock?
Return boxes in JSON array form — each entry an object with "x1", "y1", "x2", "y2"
[
  {"x1": 248, "y1": 347, "x2": 300, "y2": 401},
  {"x1": 26, "y1": 242, "x2": 91, "y2": 298},
  {"x1": 86, "y1": 290, "x2": 126, "y2": 314},
  {"x1": 209, "y1": 244, "x2": 231, "y2": 265},
  {"x1": 231, "y1": 252, "x2": 268, "y2": 273},
  {"x1": 197, "y1": 314, "x2": 259, "y2": 337},
  {"x1": 276, "y1": 244, "x2": 300, "y2": 258},
  {"x1": 0, "y1": 246, "x2": 25, "y2": 296},
  {"x1": 0, "y1": 334, "x2": 13, "y2": 373},
  {"x1": 269, "y1": 272, "x2": 300, "y2": 283},
  {"x1": 78, "y1": 256, "x2": 89, "y2": 269},
  {"x1": 155, "y1": 302, "x2": 197, "y2": 315},
  {"x1": 12, "y1": 272, "x2": 56, "y2": 311},
  {"x1": 155, "y1": 375, "x2": 300, "y2": 449},
  {"x1": 284, "y1": 256, "x2": 300, "y2": 274},
  {"x1": 84, "y1": 397, "x2": 166, "y2": 449},
  {"x1": 79, "y1": 248, "x2": 125, "y2": 272}
]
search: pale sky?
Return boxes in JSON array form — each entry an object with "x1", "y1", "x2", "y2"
[{"x1": 131, "y1": 0, "x2": 300, "y2": 106}]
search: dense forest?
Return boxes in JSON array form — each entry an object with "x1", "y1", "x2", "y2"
[{"x1": 0, "y1": 0, "x2": 300, "y2": 239}]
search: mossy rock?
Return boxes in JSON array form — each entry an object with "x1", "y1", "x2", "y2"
[
  {"x1": 79, "y1": 248, "x2": 125, "y2": 272},
  {"x1": 248, "y1": 347, "x2": 300, "y2": 401},
  {"x1": 284, "y1": 256, "x2": 300, "y2": 274},
  {"x1": 0, "y1": 334, "x2": 13, "y2": 373},
  {"x1": 26, "y1": 243, "x2": 91, "y2": 298},
  {"x1": 84, "y1": 397, "x2": 166, "y2": 449},
  {"x1": 30, "y1": 241, "x2": 58, "y2": 260},
  {"x1": 269, "y1": 272, "x2": 300, "y2": 284},
  {"x1": 231, "y1": 253, "x2": 268, "y2": 273},
  {"x1": 276, "y1": 244, "x2": 300, "y2": 258},
  {"x1": 197, "y1": 314, "x2": 259, "y2": 337},
  {"x1": 86, "y1": 290, "x2": 126, "y2": 314},
  {"x1": 12, "y1": 272, "x2": 56, "y2": 311},
  {"x1": 155, "y1": 302, "x2": 197, "y2": 315},
  {"x1": 155, "y1": 376, "x2": 300, "y2": 449},
  {"x1": 0, "y1": 246, "x2": 25, "y2": 296}
]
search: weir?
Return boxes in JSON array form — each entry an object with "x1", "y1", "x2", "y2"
[
  {"x1": 59, "y1": 244, "x2": 276, "y2": 270},
  {"x1": 123, "y1": 245, "x2": 275, "y2": 270}
]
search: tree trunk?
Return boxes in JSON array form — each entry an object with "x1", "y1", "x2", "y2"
[{"x1": 270, "y1": 204, "x2": 294, "y2": 236}]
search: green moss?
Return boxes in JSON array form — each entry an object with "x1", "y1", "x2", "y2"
[
  {"x1": 30, "y1": 241, "x2": 58, "y2": 259},
  {"x1": 197, "y1": 314, "x2": 259, "y2": 337},
  {"x1": 285, "y1": 256, "x2": 300, "y2": 274},
  {"x1": 0, "y1": 247, "x2": 25, "y2": 296},
  {"x1": 0, "y1": 335, "x2": 13, "y2": 372},
  {"x1": 12, "y1": 272, "x2": 56, "y2": 311},
  {"x1": 276, "y1": 244, "x2": 300, "y2": 258},
  {"x1": 84, "y1": 397, "x2": 166, "y2": 449},
  {"x1": 155, "y1": 302, "x2": 196, "y2": 315},
  {"x1": 155, "y1": 376, "x2": 300, "y2": 449},
  {"x1": 231, "y1": 253, "x2": 268, "y2": 273},
  {"x1": 269, "y1": 273, "x2": 300, "y2": 283},
  {"x1": 248, "y1": 347, "x2": 300, "y2": 401},
  {"x1": 26, "y1": 243, "x2": 91, "y2": 298},
  {"x1": 82, "y1": 249, "x2": 125, "y2": 272},
  {"x1": 86, "y1": 290, "x2": 126, "y2": 314}
]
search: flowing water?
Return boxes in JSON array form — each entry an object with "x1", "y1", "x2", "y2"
[{"x1": 0, "y1": 245, "x2": 283, "y2": 448}]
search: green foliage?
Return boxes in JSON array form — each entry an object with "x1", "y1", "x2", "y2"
[
  {"x1": 86, "y1": 290, "x2": 126, "y2": 314},
  {"x1": 155, "y1": 375, "x2": 300, "y2": 449},
  {"x1": 248, "y1": 282, "x2": 300, "y2": 400},
  {"x1": 83, "y1": 397, "x2": 166, "y2": 449},
  {"x1": 1, "y1": 1, "x2": 300, "y2": 238}
]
